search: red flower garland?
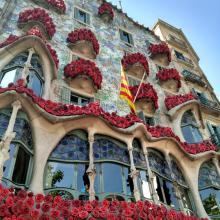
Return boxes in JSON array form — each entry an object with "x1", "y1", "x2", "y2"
[
  {"x1": 0, "y1": 30, "x2": 59, "y2": 69},
  {"x1": 149, "y1": 42, "x2": 171, "y2": 63},
  {"x1": 165, "y1": 92, "x2": 196, "y2": 111},
  {"x1": 18, "y1": 8, "x2": 56, "y2": 38},
  {"x1": 129, "y1": 83, "x2": 158, "y2": 109},
  {"x1": 0, "y1": 184, "x2": 209, "y2": 220},
  {"x1": 45, "y1": 0, "x2": 66, "y2": 13},
  {"x1": 64, "y1": 58, "x2": 102, "y2": 90},
  {"x1": 121, "y1": 52, "x2": 149, "y2": 76},
  {"x1": 67, "y1": 29, "x2": 100, "y2": 56},
  {"x1": 0, "y1": 80, "x2": 216, "y2": 154},
  {"x1": 98, "y1": 2, "x2": 114, "y2": 20},
  {"x1": 156, "y1": 68, "x2": 181, "y2": 88}
]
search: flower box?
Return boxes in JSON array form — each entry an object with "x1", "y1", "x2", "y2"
[
  {"x1": 67, "y1": 29, "x2": 100, "y2": 59},
  {"x1": 32, "y1": 0, "x2": 66, "y2": 14},
  {"x1": 64, "y1": 58, "x2": 102, "y2": 94},
  {"x1": 149, "y1": 42, "x2": 171, "y2": 66},
  {"x1": 122, "y1": 53, "x2": 149, "y2": 79},
  {"x1": 157, "y1": 68, "x2": 181, "y2": 93},
  {"x1": 129, "y1": 83, "x2": 158, "y2": 114},
  {"x1": 18, "y1": 8, "x2": 56, "y2": 39},
  {"x1": 98, "y1": 3, "x2": 114, "y2": 23}
]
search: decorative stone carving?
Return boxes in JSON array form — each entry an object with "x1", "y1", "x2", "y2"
[{"x1": 159, "y1": 78, "x2": 179, "y2": 93}]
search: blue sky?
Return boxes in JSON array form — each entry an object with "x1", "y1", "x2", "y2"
[{"x1": 109, "y1": 0, "x2": 220, "y2": 99}]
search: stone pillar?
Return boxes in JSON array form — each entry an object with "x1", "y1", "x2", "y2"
[
  {"x1": 0, "y1": 100, "x2": 21, "y2": 182},
  {"x1": 127, "y1": 142, "x2": 140, "y2": 201},
  {"x1": 212, "y1": 157, "x2": 220, "y2": 178},
  {"x1": 165, "y1": 153, "x2": 186, "y2": 213},
  {"x1": 86, "y1": 132, "x2": 96, "y2": 201},
  {"x1": 21, "y1": 48, "x2": 35, "y2": 84},
  {"x1": 143, "y1": 148, "x2": 159, "y2": 204}
]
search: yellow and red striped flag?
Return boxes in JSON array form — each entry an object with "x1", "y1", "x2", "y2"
[{"x1": 119, "y1": 66, "x2": 136, "y2": 114}]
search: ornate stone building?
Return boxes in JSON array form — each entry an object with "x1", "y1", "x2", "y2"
[{"x1": 0, "y1": 0, "x2": 219, "y2": 219}]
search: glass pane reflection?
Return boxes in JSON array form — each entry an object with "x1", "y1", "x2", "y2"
[{"x1": 45, "y1": 162, "x2": 74, "y2": 188}]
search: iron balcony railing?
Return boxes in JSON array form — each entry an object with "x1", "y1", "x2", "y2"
[
  {"x1": 182, "y1": 70, "x2": 206, "y2": 86},
  {"x1": 197, "y1": 95, "x2": 220, "y2": 113},
  {"x1": 175, "y1": 55, "x2": 194, "y2": 66},
  {"x1": 210, "y1": 134, "x2": 220, "y2": 147},
  {"x1": 168, "y1": 35, "x2": 186, "y2": 48}
]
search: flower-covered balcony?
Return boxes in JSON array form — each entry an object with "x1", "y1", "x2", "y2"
[
  {"x1": 129, "y1": 83, "x2": 158, "y2": 115},
  {"x1": 67, "y1": 29, "x2": 100, "y2": 59},
  {"x1": 98, "y1": 2, "x2": 114, "y2": 22},
  {"x1": 64, "y1": 58, "x2": 102, "y2": 95},
  {"x1": 165, "y1": 92, "x2": 197, "y2": 111},
  {"x1": 122, "y1": 53, "x2": 149, "y2": 79},
  {"x1": 32, "y1": 0, "x2": 66, "y2": 14},
  {"x1": 149, "y1": 42, "x2": 171, "y2": 66},
  {"x1": 156, "y1": 68, "x2": 181, "y2": 93},
  {"x1": 182, "y1": 70, "x2": 206, "y2": 87},
  {"x1": 17, "y1": 8, "x2": 56, "y2": 39}
]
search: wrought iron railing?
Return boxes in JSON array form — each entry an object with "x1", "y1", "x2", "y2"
[
  {"x1": 210, "y1": 134, "x2": 220, "y2": 147},
  {"x1": 197, "y1": 96, "x2": 220, "y2": 113},
  {"x1": 168, "y1": 35, "x2": 186, "y2": 48},
  {"x1": 175, "y1": 55, "x2": 194, "y2": 66},
  {"x1": 182, "y1": 70, "x2": 206, "y2": 86}
]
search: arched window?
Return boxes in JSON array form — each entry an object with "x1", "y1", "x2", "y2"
[
  {"x1": 93, "y1": 135, "x2": 134, "y2": 201},
  {"x1": 199, "y1": 161, "x2": 220, "y2": 218},
  {"x1": 0, "y1": 51, "x2": 44, "y2": 96},
  {"x1": 44, "y1": 130, "x2": 89, "y2": 200},
  {"x1": 181, "y1": 110, "x2": 203, "y2": 144},
  {"x1": 0, "y1": 109, "x2": 33, "y2": 188},
  {"x1": 148, "y1": 150, "x2": 193, "y2": 213}
]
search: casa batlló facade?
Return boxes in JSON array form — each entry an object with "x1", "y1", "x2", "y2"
[{"x1": 0, "y1": 0, "x2": 219, "y2": 219}]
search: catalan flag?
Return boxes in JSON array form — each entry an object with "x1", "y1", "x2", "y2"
[{"x1": 119, "y1": 66, "x2": 136, "y2": 114}]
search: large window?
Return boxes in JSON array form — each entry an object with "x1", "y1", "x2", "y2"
[
  {"x1": 181, "y1": 110, "x2": 203, "y2": 144},
  {"x1": 199, "y1": 161, "x2": 220, "y2": 218},
  {"x1": 0, "y1": 51, "x2": 44, "y2": 96},
  {"x1": 44, "y1": 130, "x2": 90, "y2": 200},
  {"x1": 0, "y1": 109, "x2": 33, "y2": 188},
  {"x1": 148, "y1": 150, "x2": 193, "y2": 213}
]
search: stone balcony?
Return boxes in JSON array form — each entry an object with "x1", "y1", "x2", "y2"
[
  {"x1": 175, "y1": 55, "x2": 194, "y2": 67},
  {"x1": 182, "y1": 70, "x2": 206, "y2": 87},
  {"x1": 167, "y1": 34, "x2": 187, "y2": 50}
]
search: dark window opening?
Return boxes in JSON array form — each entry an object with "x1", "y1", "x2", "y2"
[
  {"x1": 119, "y1": 29, "x2": 133, "y2": 45},
  {"x1": 70, "y1": 93, "x2": 90, "y2": 106}
]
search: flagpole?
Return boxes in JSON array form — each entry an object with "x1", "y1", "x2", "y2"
[{"x1": 133, "y1": 71, "x2": 146, "y2": 103}]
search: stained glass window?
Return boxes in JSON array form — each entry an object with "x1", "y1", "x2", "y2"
[
  {"x1": 132, "y1": 139, "x2": 147, "y2": 168},
  {"x1": 93, "y1": 137, "x2": 129, "y2": 164},
  {"x1": 50, "y1": 131, "x2": 89, "y2": 161},
  {"x1": 171, "y1": 160, "x2": 187, "y2": 186}
]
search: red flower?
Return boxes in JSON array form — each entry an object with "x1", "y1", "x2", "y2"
[
  {"x1": 98, "y1": 3, "x2": 114, "y2": 20},
  {"x1": 156, "y1": 68, "x2": 181, "y2": 88},
  {"x1": 41, "y1": 202, "x2": 51, "y2": 212},
  {"x1": 78, "y1": 211, "x2": 88, "y2": 219},
  {"x1": 64, "y1": 58, "x2": 102, "y2": 89},
  {"x1": 129, "y1": 83, "x2": 158, "y2": 109},
  {"x1": 30, "y1": 209, "x2": 40, "y2": 219},
  {"x1": 67, "y1": 29, "x2": 100, "y2": 55},
  {"x1": 45, "y1": 0, "x2": 66, "y2": 13},
  {"x1": 149, "y1": 42, "x2": 171, "y2": 63},
  {"x1": 122, "y1": 52, "x2": 149, "y2": 76},
  {"x1": 35, "y1": 194, "x2": 45, "y2": 203}
]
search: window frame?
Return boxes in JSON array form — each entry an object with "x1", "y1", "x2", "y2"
[
  {"x1": 73, "y1": 6, "x2": 91, "y2": 26},
  {"x1": 119, "y1": 28, "x2": 134, "y2": 47}
]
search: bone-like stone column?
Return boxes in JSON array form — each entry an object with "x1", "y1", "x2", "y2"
[
  {"x1": 86, "y1": 132, "x2": 96, "y2": 201},
  {"x1": 142, "y1": 148, "x2": 159, "y2": 204},
  {"x1": 0, "y1": 100, "x2": 21, "y2": 182},
  {"x1": 127, "y1": 141, "x2": 140, "y2": 201}
]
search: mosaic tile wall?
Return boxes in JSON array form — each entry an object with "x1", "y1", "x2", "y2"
[{"x1": 0, "y1": 0, "x2": 184, "y2": 126}]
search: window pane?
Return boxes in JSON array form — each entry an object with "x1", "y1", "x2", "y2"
[
  {"x1": 124, "y1": 167, "x2": 133, "y2": 196},
  {"x1": 94, "y1": 164, "x2": 101, "y2": 193},
  {"x1": 12, "y1": 146, "x2": 30, "y2": 184},
  {"x1": 179, "y1": 187, "x2": 193, "y2": 211},
  {"x1": 45, "y1": 162, "x2": 74, "y2": 188},
  {"x1": 103, "y1": 163, "x2": 123, "y2": 193},
  {"x1": 27, "y1": 71, "x2": 42, "y2": 96},
  {"x1": 200, "y1": 188, "x2": 220, "y2": 216},
  {"x1": 3, "y1": 143, "x2": 16, "y2": 179},
  {"x1": 139, "y1": 170, "x2": 151, "y2": 199},
  {"x1": 77, "y1": 164, "x2": 89, "y2": 193},
  {"x1": 181, "y1": 126, "x2": 195, "y2": 143},
  {"x1": 191, "y1": 127, "x2": 203, "y2": 143},
  {"x1": 153, "y1": 176, "x2": 164, "y2": 203},
  {"x1": 0, "y1": 69, "x2": 17, "y2": 87}
]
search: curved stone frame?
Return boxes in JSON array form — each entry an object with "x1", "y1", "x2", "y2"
[
  {"x1": 167, "y1": 101, "x2": 205, "y2": 142},
  {"x1": 0, "y1": 107, "x2": 34, "y2": 189},
  {"x1": 0, "y1": 93, "x2": 219, "y2": 218},
  {"x1": 0, "y1": 35, "x2": 57, "y2": 100}
]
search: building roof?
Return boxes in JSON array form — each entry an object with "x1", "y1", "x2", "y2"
[{"x1": 152, "y1": 19, "x2": 200, "y2": 61}]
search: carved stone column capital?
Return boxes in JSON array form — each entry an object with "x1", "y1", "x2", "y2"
[
  {"x1": 130, "y1": 169, "x2": 139, "y2": 179},
  {"x1": 11, "y1": 100, "x2": 22, "y2": 110}
]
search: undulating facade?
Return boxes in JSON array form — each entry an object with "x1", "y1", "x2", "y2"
[{"x1": 0, "y1": 0, "x2": 220, "y2": 219}]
